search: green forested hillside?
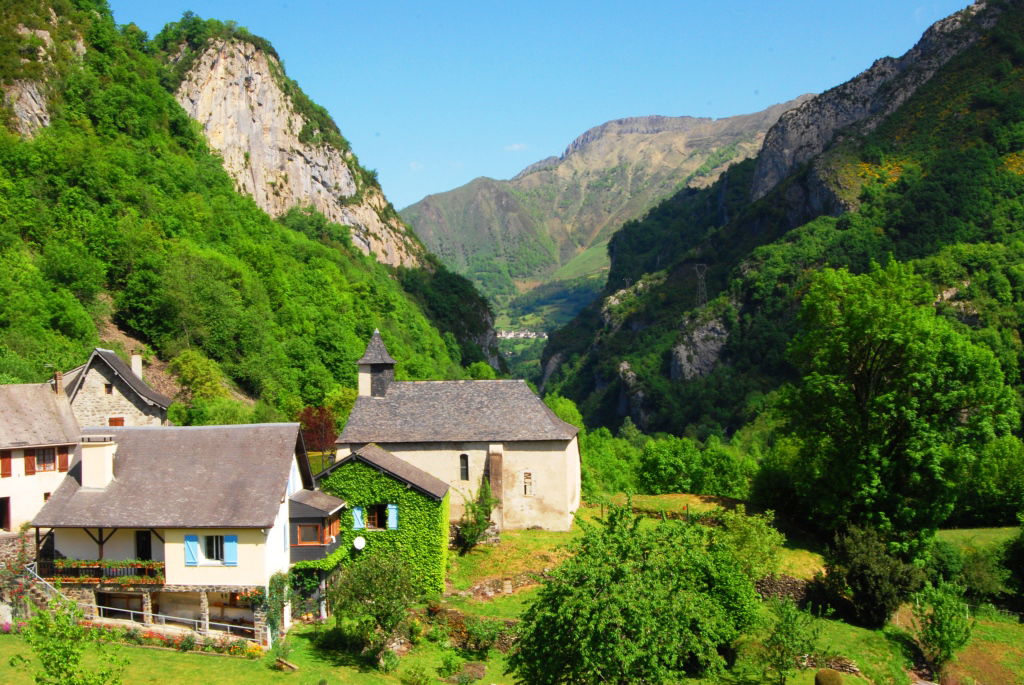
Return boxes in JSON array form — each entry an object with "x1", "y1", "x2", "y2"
[
  {"x1": 0, "y1": 0, "x2": 491, "y2": 417},
  {"x1": 545, "y1": 2, "x2": 1024, "y2": 441}
]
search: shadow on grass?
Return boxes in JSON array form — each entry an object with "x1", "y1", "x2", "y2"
[
  {"x1": 882, "y1": 624, "x2": 923, "y2": 666},
  {"x1": 290, "y1": 629, "x2": 378, "y2": 672}
]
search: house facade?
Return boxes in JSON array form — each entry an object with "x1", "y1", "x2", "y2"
[
  {"x1": 60, "y1": 348, "x2": 171, "y2": 427},
  {"x1": 313, "y1": 443, "x2": 450, "y2": 594},
  {"x1": 31, "y1": 423, "x2": 340, "y2": 644},
  {"x1": 0, "y1": 381, "x2": 79, "y2": 532},
  {"x1": 336, "y1": 331, "x2": 581, "y2": 532}
]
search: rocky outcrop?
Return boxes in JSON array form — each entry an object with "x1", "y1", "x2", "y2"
[
  {"x1": 670, "y1": 317, "x2": 728, "y2": 381},
  {"x1": 4, "y1": 79, "x2": 49, "y2": 137},
  {"x1": 751, "y1": 1, "x2": 998, "y2": 201},
  {"x1": 174, "y1": 39, "x2": 423, "y2": 267},
  {"x1": 617, "y1": 361, "x2": 649, "y2": 430}
]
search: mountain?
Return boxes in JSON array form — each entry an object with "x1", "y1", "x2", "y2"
[
  {"x1": 542, "y1": 0, "x2": 1024, "y2": 436},
  {"x1": 0, "y1": 2, "x2": 497, "y2": 417},
  {"x1": 401, "y1": 99, "x2": 811, "y2": 324}
]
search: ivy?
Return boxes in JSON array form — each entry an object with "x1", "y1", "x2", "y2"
[{"x1": 306, "y1": 460, "x2": 449, "y2": 595}]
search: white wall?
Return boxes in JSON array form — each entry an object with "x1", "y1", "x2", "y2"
[
  {"x1": 1, "y1": 449, "x2": 73, "y2": 530},
  {"x1": 53, "y1": 527, "x2": 165, "y2": 561},
  {"x1": 372, "y1": 439, "x2": 580, "y2": 531},
  {"x1": 164, "y1": 528, "x2": 269, "y2": 586}
]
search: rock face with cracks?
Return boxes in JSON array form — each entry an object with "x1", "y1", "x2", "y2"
[{"x1": 175, "y1": 39, "x2": 423, "y2": 267}]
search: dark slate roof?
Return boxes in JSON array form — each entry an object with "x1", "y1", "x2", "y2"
[
  {"x1": 290, "y1": 489, "x2": 346, "y2": 517},
  {"x1": 0, "y1": 384, "x2": 80, "y2": 450},
  {"x1": 33, "y1": 424, "x2": 303, "y2": 528},
  {"x1": 356, "y1": 330, "x2": 397, "y2": 365},
  {"x1": 318, "y1": 443, "x2": 449, "y2": 501},
  {"x1": 338, "y1": 380, "x2": 578, "y2": 443},
  {"x1": 64, "y1": 348, "x2": 172, "y2": 409}
]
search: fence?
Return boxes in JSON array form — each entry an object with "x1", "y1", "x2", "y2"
[{"x1": 87, "y1": 603, "x2": 257, "y2": 640}]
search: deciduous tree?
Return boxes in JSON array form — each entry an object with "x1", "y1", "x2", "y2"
[
  {"x1": 509, "y1": 506, "x2": 761, "y2": 683},
  {"x1": 784, "y1": 263, "x2": 1017, "y2": 554}
]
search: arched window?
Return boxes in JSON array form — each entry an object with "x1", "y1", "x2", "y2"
[{"x1": 459, "y1": 454, "x2": 469, "y2": 481}]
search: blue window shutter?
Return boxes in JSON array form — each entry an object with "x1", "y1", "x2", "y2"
[
  {"x1": 353, "y1": 506, "x2": 365, "y2": 530},
  {"x1": 224, "y1": 535, "x2": 238, "y2": 566},
  {"x1": 184, "y1": 535, "x2": 198, "y2": 566},
  {"x1": 386, "y1": 504, "x2": 398, "y2": 530}
]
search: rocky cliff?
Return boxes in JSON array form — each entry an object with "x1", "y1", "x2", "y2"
[
  {"x1": 750, "y1": 1, "x2": 997, "y2": 201},
  {"x1": 174, "y1": 39, "x2": 423, "y2": 267}
]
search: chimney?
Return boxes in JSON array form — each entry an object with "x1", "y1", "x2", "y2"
[
  {"x1": 53, "y1": 370, "x2": 64, "y2": 396},
  {"x1": 130, "y1": 351, "x2": 143, "y2": 380},
  {"x1": 80, "y1": 434, "x2": 116, "y2": 489}
]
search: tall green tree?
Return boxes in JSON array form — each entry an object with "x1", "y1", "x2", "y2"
[{"x1": 783, "y1": 263, "x2": 1017, "y2": 554}]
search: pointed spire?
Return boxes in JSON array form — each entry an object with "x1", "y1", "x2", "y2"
[{"x1": 357, "y1": 329, "x2": 397, "y2": 365}]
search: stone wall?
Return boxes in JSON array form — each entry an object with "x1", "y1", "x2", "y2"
[{"x1": 71, "y1": 366, "x2": 164, "y2": 428}]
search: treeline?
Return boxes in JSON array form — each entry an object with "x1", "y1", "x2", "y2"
[{"x1": 0, "y1": 0, "x2": 489, "y2": 420}]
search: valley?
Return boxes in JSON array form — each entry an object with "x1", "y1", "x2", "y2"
[{"x1": 1, "y1": 1, "x2": 1023, "y2": 684}]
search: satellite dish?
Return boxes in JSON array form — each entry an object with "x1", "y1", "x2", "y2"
[{"x1": 353, "y1": 536, "x2": 366, "y2": 550}]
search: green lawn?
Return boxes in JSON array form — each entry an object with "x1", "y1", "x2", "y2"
[
  {"x1": 0, "y1": 625, "x2": 516, "y2": 685},
  {"x1": 936, "y1": 526, "x2": 1019, "y2": 553}
]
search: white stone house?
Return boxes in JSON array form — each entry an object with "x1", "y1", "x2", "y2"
[
  {"x1": 60, "y1": 348, "x2": 172, "y2": 427},
  {"x1": 32, "y1": 423, "x2": 343, "y2": 643},
  {"x1": 0, "y1": 382, "x2": 80, "y2": 531},
  {"x1": 336, "y1": 331, "x2": 582, "y2": 531}
]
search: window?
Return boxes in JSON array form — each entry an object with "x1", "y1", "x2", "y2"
[
  {"x1": 296, "y1": 524, "x2": 322, "y2": 545},
  {"x1": 0, "y1": 451, "x2": 11, "y2": 478},
  {"x1": 36, "y1": 448, "x2": 56, "y2": 472},
  {"x1": 205, "y1": 535, "x2": 224, "y2": 562},
  {"x1": 523, "y1": 472, "x2": 534, "y2": 497},
  {"x1": 108, "y1": 417, "x2": 124, "y2": 427},
  {"x1": 104, "y1": 383, "x2": 113, "y2": 395},
  {"x1": 366, "y1": 504, "x2": 387, "y2": 530},
  {"x1": 185, "y1": 534, "x2": 237, "y2": 567},
  {"x1": 43, "y1": 492, "x2": 51, "y2": 502},
  {"x1": 459, "y1": 453, "x2": 469, "y2": 481}
]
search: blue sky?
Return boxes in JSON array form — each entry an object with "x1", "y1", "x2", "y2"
[{"x1": 108, "y1": 1, "x2": 970, "y2": 209}]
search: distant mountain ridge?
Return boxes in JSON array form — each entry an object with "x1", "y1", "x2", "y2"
[{"x1": 401, "y1": 97, "x2": 812, "y2": 313}]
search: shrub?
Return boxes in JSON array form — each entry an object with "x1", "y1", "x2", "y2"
[
  {"x1": 379, "y1": 650, "x2": 400, "y2": 673},
  {"x1": 461, "y1": 616, "x2": 504, "y2": 656},
  {"x1": 457, "y1": 477, "x2": 497, "y2": 554},
  {"x1": 178, "y1": 633, "x2": 196, "y2": 652},
  {"x1": 400, "y1": 664, "x2": 431, "y2": 685},
  {"x1": 825, "y1": 526, "x2": 923, "y2": 628},
  {"x1": 926, "y1": 539, "x2": 964, "y2": 585},
  {"x1": 437, "y1": 650, "x2": 463, "y2": 678},
  {"x1": 814, "y1": 668, "x2": 843, "y2": 685},
  {"x1": 912, "y1": 582, "x2": 974, "y2": 672}
]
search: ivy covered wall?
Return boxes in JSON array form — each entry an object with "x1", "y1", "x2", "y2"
[{"x1": 300, "y1": 460, "x2": 449, "y2": 595}]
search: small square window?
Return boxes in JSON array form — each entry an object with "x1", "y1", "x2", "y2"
[
  {"x1": 36, "y1": 448, "x2": 56, "y2": 472},
  {"x1": 104, "y1": 383, "x2": 113, "y2": 395},
  {"x1": 296, "y1": 524, "x2": 321, "y2": 545},
  {"x1": 204, "y1": 535, "x2": 224, "y2": 562},
  {"x1": 43, "y1": 492, "x2": 51, "y2": 501}
]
